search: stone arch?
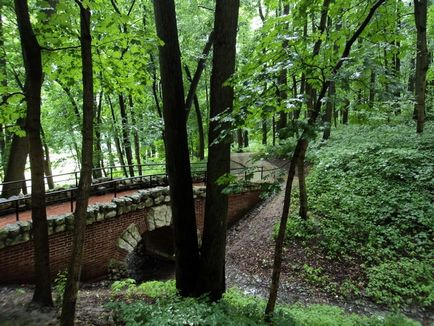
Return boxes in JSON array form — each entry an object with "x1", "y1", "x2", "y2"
[{"x1": 116, "y1": 204, "x2": 175, "y2": 281}]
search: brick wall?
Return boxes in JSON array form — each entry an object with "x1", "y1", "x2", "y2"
[{"x1": 0, "y1": 190, "x2": 261, "y2": 284}]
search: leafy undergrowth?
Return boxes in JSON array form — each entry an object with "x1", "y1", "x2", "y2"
[
  {"x1": 284, "y1": 124, "x2": 433, "y2": 309},
  {"x1": 107, "y1": 279, "x2": 419, "y2": 326}
]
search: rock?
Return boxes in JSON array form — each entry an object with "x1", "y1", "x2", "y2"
[
  {"x1": 0, "y1": 227, "x2": 9, "y2": 241},
  {"x1": 144, "y1": 198, "x2": 154, "y2": 208},
  {"x1": 17, "y1": 221, "x2": 31, "y2": 232},
  {"x1": 146, "y1": 205, "x2": 172, "y2": 231},
  {"x1": 4, "y1": 224, "x2": 20, "y2": 237},
  {"x1": 154, "y1": 195, "x2": 164, "y2": 205}
]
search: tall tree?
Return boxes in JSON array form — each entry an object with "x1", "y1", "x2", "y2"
[
  {"x1": 196, "y1": 0, "x2": 240, "y2": 301},
  {"x1": 60, "y1": 1, "x2": 94, "y2": 324},
  {"x1": 265, "y1": 0, "x2": 387, "y2": 319},
  {"x1": 14, "y1": 0, "x2": 53, "y2": 306},
  {"x1": 414, "y1": 0, "x2": 428, "y2": 133},
  {"x1": 153, "y1": 0, "x2": 200, "y2": 296}
]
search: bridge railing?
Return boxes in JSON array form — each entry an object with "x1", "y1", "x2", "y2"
[
  {"x1": 0, "y1": 162, "x2": 207, "y2": 198},
  {"x1": 0, "y1": 163, "x2": 284, "y2": 222}
]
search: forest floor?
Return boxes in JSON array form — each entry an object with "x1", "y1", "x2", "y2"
[{"x1": 0, "y1": 154, "x2": 431, "y2": 325}]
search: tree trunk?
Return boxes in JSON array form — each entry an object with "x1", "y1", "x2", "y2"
[
  {"x1": 342, "y1": 98, "x2": 350, "y2": 125},
  {"x1": 60, "y1": 2, "x2": 94, "y2": 324},
  {"x1": 237, "y1": 129, "x2": 243, "y2": 149},
  {"x1": 265, "y1": 0, "x2": 386, "y2": 318},
  {"x1": 414, "y1": 0, "x2": 428, "y2": 133},
  {"x1": 107, "y1": 95, "x2": 128, "y2": 176},
  {"x1": 119, "y1": 94, "x2": 134, "y2": 176},
  {"x1": 185, "y1": 31, "x2": 214, "y2": 116},
  {"x1": 185, "y1": 65, "x2": 205, "y2": 161},
  {"x1": 41, "y1": 127, "x2": 54, "y2": 189},
  {"x1": 298, "y1": 148, "x2": 307, "y2": 220},
  {"x1": 276, "y1": 3, "x2": 289, "y2": 140},
  {"x1": 0, "y1": 10, "x2": 7, "y2": 177},
  {"x1": 262, "y1": 119, "x2": 267, "y2": 145},
  {"x1": 129, "y1": 96, "x2": 142, "y2": 175},
  {"x1": 369, "y1": 69, "x2": 376, "y2": 107},
  {"x1": 243, "y1": 130, "x2": 249, "y2": 148},
  {"x1": 1, "y1": 127, "x2": 28, "y2": 198},
  {"x1": 193, "y1": 94, "x2": 205, "y2": 160},
  {"x1": 93, "y1": 91, "x2": 103, "y2": 179},
  {"x1": 0, "y1": 124, "x2": 5, "y2": 177},
  {"x1": 323, "y1": 81, "x2": 334, "y2": 140},
  {"x1": 14, "y1": 0, "x2": 53, "y2": 307},
  {"x1": 196, "y1": 0, "x2": 239, "y2": 301},
  {"x1": 153, "y1": 0, "x2": 199, "y2": 297}
]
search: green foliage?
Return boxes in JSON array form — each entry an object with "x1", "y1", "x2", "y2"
[
  {"x1": 53, "y1": 270, "x2": 68, "y2": 306},
  {"x1": 111, "y1": 278, "x2": 177, "y2": 299},
  {"x1": 288, "y1": 124, "x2": 434, "y2": 307},
  {"x1": 108, "y1": 280, "x2": 419, "y2": 326},
  {"x1": 365, "y1": 259, "x2": 434, "y2": 307}
]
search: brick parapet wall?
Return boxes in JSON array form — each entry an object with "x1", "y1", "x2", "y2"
[{"x1": 0, "y1": 187, "x2": 261, "y2": 284}]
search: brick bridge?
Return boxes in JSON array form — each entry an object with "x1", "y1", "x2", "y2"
[{"x1": 0, "y1": 185, "x2": 262, "y2": 284}]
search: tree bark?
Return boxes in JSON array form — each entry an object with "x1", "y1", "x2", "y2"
[
  {"x1": 414, "y1": 0, "x2": 428, "y2": 133},
  {"x1": 153, "y1": 0, "x2": 200, "y2": 297},
  {"x1": 322, "y1": 81, "x2": 334, "y2": 140},
  {"x1": 60, "y1": 2, "x2": 94, "y2": 324},
  {"x1": 185, "y1": 65, "x2": 205, "y2": 161},
  {"x1": 185, "y1": 31, "x2": 214, "y2": 116},
  {"x1": 93, "y1": 90, "x2": 104, "y2": 179},
  {"x1": 129, "y1": 95, "x2": 142, "y2": 175},
  {"x1": 14, "y1": 0, "x2": 53, "y2": 307},
  {"x1": 41, "y1": 127, "x2": 54, "y2": 189},
  {"x1": 196, "y1": 0, "x2": 239, "y2": 301},
  {"x1": 1, "y1": 127, "x2": 28, "y2": 198},
  {"x1": 119, "y1": 94, "x2": 134, "y2": 176},
  {"x1": 276, "y1": 3, "x2": 289, "y2": 139},
  {"x1": 107, "y1": 95, "x2": 128, "y2": 176},
  {"x1": 265, "y1": 0, "x2": 386, "y2": 318}
]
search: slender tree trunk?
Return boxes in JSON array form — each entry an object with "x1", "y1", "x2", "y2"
[
  {"x1": 107, "y1": 95, "x2": 128, "y2": 176},
  {"x1": 60, "y1": 2, "x2": 94, "y2": 324},
  {"x1": 323, "y1": 81, "x2": 334, "y2": 140},
  {"x1": 153, "y1": 0, "x2": 199, "y2": 296},
  {"x1": 185, "y1": 65, "x2": 205, "y2": 161},
  {"x1": 276, "y1": 4, "x2": 289, "y2": 139},
  {"x1": 119, "y1": 94, "x2": 134, "y2": 176},
  {"x1": 0, "y1": 10, "x2": 7, "y2": 177},
  {"x1": 298, "y1": 148, "x2": 307, "y2": 219},
  {"x1": 369, "y1": 69, "x2": 376, "y2": 107},
  {"x1": 265, "y1": 0, "x2": 386, "y2": 318},
  {"x1": 105, "y1": 135, "x2": 115, "y2": 167},
  {"x1": 129, "y1": 95, "x2": 142, "y2": 175},
  {"x1": 262, "y1": 119, "x2": 267, "y2": 145},
  {"x1": 193, "y1": 94, "x2": 205, "y2": 160},
  {"x1": 0, "y1": 124, "x2": 5, "y2": 177},
  {"x1": 196, "y1": 0, "x2": 240, "y2": 301},
  {"x1": 14, "y1": 0, "x2": 52, "y2": 307},
  {"x1": 93, "y1": 91, "x2": 103, "y2": 179},
  {"x1": 243, "y1": 130, "x2": 249, "y2": 148},
  {"x1": 1, "y1": 128, "x2": 28, "y2": 198},
  {"x1": 414, "y1": 0, "x2": 428, "y2": 133},
  {"x1": 41, "y1": 127, "x2": 54, "y2": 189},
  {"x1": 237, "y1": 129, "x2": 243, "y2": 149},
  {"x1": 185, "y1": 31, "x2": 214, "y2": 116}
]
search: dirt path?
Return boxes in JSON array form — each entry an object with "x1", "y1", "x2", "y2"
[{"x1": 225, "y1": 159, "x2": 430, "y2": 323}]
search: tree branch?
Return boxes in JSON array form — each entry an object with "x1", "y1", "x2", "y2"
[
  {"x1": 185, "y1": 31, "x2": 214, "y2": 115},
  {"x1": 0, "y1": 91, "x2": 25, "y2": 106}
]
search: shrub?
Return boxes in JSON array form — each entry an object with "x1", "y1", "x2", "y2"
[
  {"x1": 107, "y1": 281, "x2": 419, "y2": 326},
  {"x1": 285, "y1": 124, "x2": 434, "y2": 307}
]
